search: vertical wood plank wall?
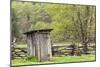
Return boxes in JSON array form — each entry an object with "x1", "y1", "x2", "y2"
[
  {"x1": 40, "y1": 33, "x2": 49, "y2": 61},
  {"x1": 26, "y1": 32, "x2": 52, "y2": 61},
  {"x1": 27, "y1": 34, "x2": 33, "y2": 56},
  {"x1": 31, "y1": 33, "x2": 35, "y2": 56},
  {"x1": 47, "y1": 34, "x2": 52, "y2": 59}
]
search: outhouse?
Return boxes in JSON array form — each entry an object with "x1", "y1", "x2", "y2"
[{"x1": 24, "y1": 29, "x2": 53, "y2": 61}]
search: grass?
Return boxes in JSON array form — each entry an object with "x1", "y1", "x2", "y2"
[
  {"x1": 15, "y1": 44, "x2": 27, "y2": 48},
  {"x1": 12, "y1": 43, "x2": 95, "y2": 66},
  {"x1": 12, "y1": 55, "x2": 95, "y2": 66},
  {"x1": 15, "y1": 42, "x2": 74, "y2": 48}
]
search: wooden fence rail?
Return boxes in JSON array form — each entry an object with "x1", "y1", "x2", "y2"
[
  {"x1": 12, "y1": 45, "x2": 95, "y2": 58},
  {"x1": 12, "y1": 48, "x2": 27, "y2": 59},
  {"x1": 52, "y1": 45, "x2": 95, "y2": 56}
]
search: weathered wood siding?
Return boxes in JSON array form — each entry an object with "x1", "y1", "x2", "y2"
[
  {"x1": 27, "y1": 34, "x2": 32, "y2": 56},
  {"x1": 35, "y1": 33, "x2": 41, "y2": 61},
  {"x1": 27, "y1": 34, "x2": 36, "y2": 56},
  {"x1": 26, "y1": 32, "x2": 52, "y2": 61},
  {"x1": 47, "y1": 33, "x2": 52, "y2": 59},
  {"x1": 31, "y1": 33, "x2": 36, "y2": 56},
  {"x1": 39, "y1": 33, "x2": 49, "y2": 61}
]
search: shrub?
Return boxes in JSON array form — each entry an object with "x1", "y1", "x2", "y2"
[{"x1": 26, "y1": 56, "x2": 38, "y2": 62}]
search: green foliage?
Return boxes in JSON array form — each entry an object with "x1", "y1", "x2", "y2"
[
  {"x1": 11, "y1": 1, "x2": 96, "y2": 44},
  {"x1": 34, "y1": 21, "x2": 51, "y2": 29},
  {"x1": 11, "y1": 8, "x2": 20, "y2": 41},
  {"x1": 11, "y1": 1, "x2": 52, "y2": 42},
  {"x1": 26, "y1": 56, "x2": 38, "y2": 62}
]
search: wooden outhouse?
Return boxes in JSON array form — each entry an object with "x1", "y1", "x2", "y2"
[{"x1": 24, "y1": 29, "x2": 53, "y2": 61}]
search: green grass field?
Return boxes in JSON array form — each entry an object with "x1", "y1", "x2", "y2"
[
  {"x1": 12, "y1": 55, "x2": 95, "y2": 66},
  {"x1": 12, "y1": 43, "x2": 95, "y2": 66}
]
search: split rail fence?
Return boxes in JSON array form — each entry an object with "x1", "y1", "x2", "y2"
[{"x1": 12, "y1": 44, "x2": 96, "y2": 58}]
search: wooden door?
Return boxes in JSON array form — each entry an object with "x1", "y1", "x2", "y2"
[{"x1": 39, "y1": 33, "x2": 49, "y2": 61}]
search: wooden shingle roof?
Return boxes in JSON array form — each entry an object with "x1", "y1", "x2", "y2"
[{"x1": 24, "y1": 29, "x2": 53, "y2": 34}]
